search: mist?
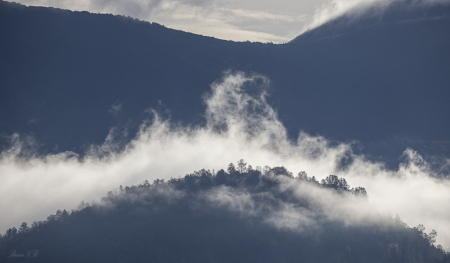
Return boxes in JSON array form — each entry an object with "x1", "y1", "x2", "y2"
[
  {"x1": 307, "y1": 0, "x2": 450, "y2": 30},
  {"x1": 1, "y1": 72, "x2": 449, "y2": 249},
  {"x1": 202, "y1": 172, "x2": 381, "y2": 234}
]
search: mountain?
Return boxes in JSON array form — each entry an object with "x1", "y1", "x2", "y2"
[
  {"x1": 1, "y1": 166, "x2": 449, "y2": 262},
  {"x1": 1, "y1": 0, "x2": 449, "y2": 165}
]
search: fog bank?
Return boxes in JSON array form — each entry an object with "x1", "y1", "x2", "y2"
[{"x1": 1, "y1": 72, "x2": 449, "y2": 249}]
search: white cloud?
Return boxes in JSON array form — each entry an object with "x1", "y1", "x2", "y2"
[
  {"x1": 221, "y1": 8, "x2": 307, "y2": 22},
  {"x1": 11, "y1": 0, "x2": 450, "y2": 42},
  {"x1": 305, "y1": 0, "x2": 389, "y2": 30},
  {"x1": 11, "y1": 0, "x2": 313, "y2": 42},
  {"x1": 1, "y1": 72, "x2": 450, "y2": 250},
  {"x1": 305, "y1": 0, "x2": 450, "y2": 30},
  {"x1": 204, "y1": 176, "x2": 381, "y2": 234}
]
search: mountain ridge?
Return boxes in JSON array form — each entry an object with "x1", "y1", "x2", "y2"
[{"x1": 1, "y1": 0, "x2": 449, "y2": 168}]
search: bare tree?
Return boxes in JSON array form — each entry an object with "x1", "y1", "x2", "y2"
[{"x1": 237, "y1": 159, "x2": 247, "y2": 173}]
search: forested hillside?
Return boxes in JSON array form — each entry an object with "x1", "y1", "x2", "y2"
[
  {"x1": 1, "y1": 162, "x2": 449, "y2": 262},
  {"x1": 1, "y1": 0, "x2": 450, "y2": 168}
]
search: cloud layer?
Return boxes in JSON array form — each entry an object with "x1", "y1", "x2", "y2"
[
  {"x1": 1, "y1": 72, "x2": 449, "y2": 249},
  {"x1": 306, "y1": 0, "x2": 450, "y2": 30},
  {"x1": 203, "y1": 174, "x2": 381, "y2": 234}
]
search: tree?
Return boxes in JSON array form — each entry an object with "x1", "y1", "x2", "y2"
[
  {"x1": 321, "y1": 175, "x2": 349, "y2": 191},
  {"x1": 153, "y1": 179, "x2": 164, "y2": 185},
  {"x1": 269, "y1": 167, "x2": 292, "y2": 177},
  {"x1": 143, "y1": 180, "x2": 150, "y2": 188},
  {"x1": 417, "y1": 224, "x2": 425, "y2": 233},
  {"x1": 77, "y1": 201, "x2": 87, "y2": 210},
  {"x1": 5, "y1": 227, "x2": 17, "y2": 238},
  {"x1": 237, "y1": 159, "x2": 247, "y2": 173},
  {"x1": 352, "y1": 187, "x2": 367, "y2": 197},
  {"x1": 322, "y1": 175, "x2": 339, "y2": 188},
  {"x1": 19, "y1": 222, "x2": 29, "y2": 233},
  {"x1": 298, "y1": 171, "x2": 308, "y2": 180},
  {"x1": 61, "y1": 209, "x2": 69, "y2": 219},
  {"x1": 31, "y1": 221, "x2": 39, "y2": 230},
  {"x1": 47, "y1": 214, "x2": 57, "y2": 222},
  {"x1": 227, "y1": 163, "x2": 236, "y2": 174},
  {"x1": 427, "y1": 229, "x2": 437, "y2": 245},
  {"x1": 55, "y1": 209, "x2": 63, "y2": 219}
]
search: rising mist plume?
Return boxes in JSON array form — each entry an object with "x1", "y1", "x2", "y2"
[{"x1": 1, "y1": 72, "x2": 449, "y2": 248}]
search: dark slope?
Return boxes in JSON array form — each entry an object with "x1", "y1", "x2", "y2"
[
  {"x1": 1, "y1": 1, "x2": 450, "y2": 165},
  {"x1": 288, "y1": 1, "x2": 450, "y2": 142},
  {"x1": 279, "y1": 0, "x2": 450, "y2": 165},
  {"x1": 1, "y1": 167, "x2": 448, "y2": 262},
  {"x1": 0, "y1": 1, "x2": 245, "y2": 151}
]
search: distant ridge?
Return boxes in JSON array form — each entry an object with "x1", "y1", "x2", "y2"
[{"x1": 1, "y1": 0, "x2": 449, "y2": 167}]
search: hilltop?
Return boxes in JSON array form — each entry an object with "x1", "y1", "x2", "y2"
[{"x1": 1, "y1": 164, "x2": 448, "y2": 262}]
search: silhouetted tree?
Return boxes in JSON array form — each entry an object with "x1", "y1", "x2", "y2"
[
  {"x1": 352, "y1": 186, "x2": 367, "y2": 197},
  {"x1": 18, "y1": 222, "x2": 29, "y2": 233},
  {"x1": 298, "y1": 171, "x2": 308, "y2": 180},
  {"x1": 5, "y1": 227, "x2": 17, "y2": 238},
  {"x1": 237, "y1": 159, "x2": 247, "y2": 173},
  {"x1": 143, "y1": 180, "x2": 150, "y2": 188},
  {"x1": 321, "y1": 175, "x2": 349, "y2": 191},
  {"x1": 227, "y1": 163, "x2": 236, "y2": 174},
  {"x1": 427, "y1": 229, "x2": 438, "y2": 245}
]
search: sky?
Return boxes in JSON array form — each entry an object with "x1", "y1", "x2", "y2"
[
  {"x1": 1, "y1": 72, "x2": 450, "y2": 250},
  {"x1": 11, "y1": 0, "x2": 394, "y2": 42}
]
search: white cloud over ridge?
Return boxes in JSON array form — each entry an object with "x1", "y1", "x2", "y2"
[
  {"x1": 13, "y1": 0, "x2": 304, "y2": 42},
  {"x1": 1, "y1": 72, "x2": 450, "y2": 249},
  {"x1": 306, "y1": 0, "x2": 450, "y2": 30},
  {"x1": 13, "y1": 0, "x2": 448, "y2": 42},
  {"x1": 204, "y1": 175, "x2": 382, "y2": 234}
]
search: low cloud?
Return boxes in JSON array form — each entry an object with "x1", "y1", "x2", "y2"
[
  {"x1": 306, "y1": 0, "x2": 390, "y2": 30},
  {"x1": 204, "y1": 176, "x2": 379, "y2": 234},
  {"x1": 1, "y1": 72, "x2": 449, "y2": 249},
  {"x1": 306, "y1": 0, "x2": 450, "y2": 31}
]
